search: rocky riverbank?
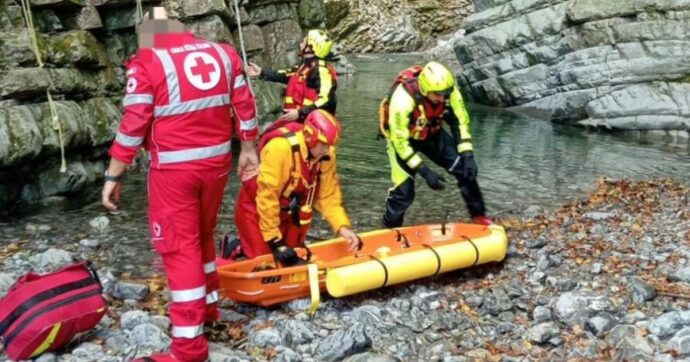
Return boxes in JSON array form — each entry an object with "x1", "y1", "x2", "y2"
[
  {"x1": 1, "y1": 178, "x2": 688, "y2": 361},
  {"x1": 454, "y1": 0, "x2": 690, "y2": 131}
]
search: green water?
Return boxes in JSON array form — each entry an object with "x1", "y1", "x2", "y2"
[{"x1": 1, "y1": 54, "x2": 688, "y2": 274}]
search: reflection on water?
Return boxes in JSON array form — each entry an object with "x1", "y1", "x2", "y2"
[{"x1": 1, "y1": 54, "x2": 688, "y2": 276}]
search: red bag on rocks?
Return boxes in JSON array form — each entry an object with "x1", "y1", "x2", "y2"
[{"x1": 0, "y1": 261, "x2": 107, "y2": 361}]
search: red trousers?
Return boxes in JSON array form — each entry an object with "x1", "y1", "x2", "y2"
[
  {"x1": 235, "y1": 177, "x2": 308, "y2": 259},
  {"x1": 148, "y1": 167, "x2": 228, "y2": 362}
]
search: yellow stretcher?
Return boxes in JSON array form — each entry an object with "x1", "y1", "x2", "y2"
[{"x1": 217, "y1": 222, "x2": 508, "y2": 312}]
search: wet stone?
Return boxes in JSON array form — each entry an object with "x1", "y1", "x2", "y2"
[
  {"x1": 35, "y1": 248, "x2": 74, "y2": 273},
  {"x1": 79, "y1": 238, "x2": 100, "y2": 248},
  {"x1": 89, "y1": 215, "x2": 110, "y2": 233}
]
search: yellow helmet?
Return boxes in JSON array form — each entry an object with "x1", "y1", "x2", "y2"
[
  {"x1": 304, "y1": 29, "x2": 333, "y2": 59},
  {"x1": 418, "y1": 61, "x2": 455, "y2": 96}
]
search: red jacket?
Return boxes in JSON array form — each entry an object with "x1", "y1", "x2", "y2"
[{"x1": 109, "y1": 32, "x2": 258, "y2": 170}]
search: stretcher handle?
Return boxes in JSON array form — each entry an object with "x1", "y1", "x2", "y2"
[
  {"x1": 441, "y1": 209, "x2": 450, "y2": 235},
  {"x1": 395, "y1": 229, "x2": 410, "y2": 248}
]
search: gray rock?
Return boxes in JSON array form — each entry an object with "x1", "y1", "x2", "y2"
[
  {"x1": 590, "y1": 262, "x2": 603, "y2": 274},
  {"x1": 0, "y1": 272, "x2": 17, "y2": 297},
  {"x1": 186, "y1": 15, "x2": 234, "y2": 45},
  {"x1": 586, "y1": 313, "x2": 618, "y2": 337},
  {"x1": 583, "y1": 212, "x2": 617, "y2": 221},
  {"x1": 343, "y1": 352, "x2": 400, "y2": 362},
  {"x1": 111, "y1": 281, "x2": 150, "y2": 301},
  {"x1": 35, "y1": 248, "x2": 74, "y2": 273},
  {"x1": 629, "y1": 277, "x2": 657, "y2": 303},
  {"x1": 276, "y1": 319, "x2": 315, "y2": 346},
  {"x1": 528, "y1": 322, "x2": 560, "y2": 344},
  {"x1": 648, "y1": 311, "x2": 690, "y2": 337},
  {"x1": 522, "y1": 205, "x2": 543, "y2": 218},
  {"x1": 315, "y1": 323, "x2": 371, "y2": 362},
  {"x1": 63, "y1": 5, "x2": 102, "y2": 30},
  {"x1": 614, "y1": 335, "x2": 654, "y2": 361},
  {"x1": 105, "y1": 333, "x2": 129, "y2": 353},
  {"x1": 533, "y1": 306, "x2": 552, "y2": 323},
  {"x1": 128, "y1": 323, "x2": 171, "y2": 351},
  {"x1": 71, "y1": 342, "x2": 105, "y2": 360},
  {"x1": 606, "y1": 325, "x2": 637, "y2": 347},
  {"x1": 151, "y1": 315, "x2": 171, "y2": 331},
  {"x1": 669, "y1": 327, "x2": 690, "y2": 355},
  {"x1": 669, "y1": 266, "x2": 690, "y2": 283},
  {"x1": 220, "y1": 309, "x2": 249, "y2": 323},
  {"x1": 209, "y1": 343, "x2": 252, "y2": 362},
  {"x1": 35, "y1": 353, "x2": 58, "y2": 362},
  {"x1": 79, "y1": 238, "x2": 100, "y2": 248},
  {"x1": 552, "y1": 291, "x2": 615, "y2": 325},
  {"x1": 527, "y1": 237, "x2": 548, "y2": 249},
  {"x1": 89, "y1": 216, "x2": 110, "y2": 233},
  {"x1": 274, "y1": 346, "x2": 302, "y2": 362},
  {"x1": 248, "y1": 327, "x2": 285, "y2": 348},
  {"x1": 121, "y1": 310, "x2": 151, "y2": 330}
]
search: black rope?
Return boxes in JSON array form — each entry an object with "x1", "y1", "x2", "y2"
[
  {"x1": 369, "y1": 255, "x2": 389, "y2": 288},
  {"x1": 460, "y1": 235, "x2": 480, "y2": 266},
  {"x1": 422, "y1": 244, "x2": 442, "y2": 275}
]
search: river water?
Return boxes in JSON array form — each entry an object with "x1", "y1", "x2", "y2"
[{"x1": 1, "y1": 54, "x2": 688, "y2": 277}]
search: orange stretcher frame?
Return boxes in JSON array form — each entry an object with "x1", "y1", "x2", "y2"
[{"x1": 217, "y1": 222, "x2": 508, "y2": 311}]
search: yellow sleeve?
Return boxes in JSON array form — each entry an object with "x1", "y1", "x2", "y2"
[
  {"x1": 388, "y1": 85, "x2": 423, "y2": 169},
  {"x1": 314, "y1": 150, "x2": 351, "y2": 232},
  {"x1": 256, "y1": 138, "x2": 293, "y2": 242},
  {"x1": 449, "y1": 86, "x2": 474, "y2": 153},
  {"x1": 313, "y1": 64, "x2": 334, "y2": 108}
]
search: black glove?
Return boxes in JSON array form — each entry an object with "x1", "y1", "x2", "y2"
[
  {"x1": 418, "y1": 165, "x2": 446, "y2": 191},
  {"x1": 269, "y1": 238, "x2": 299, "y2": 266},
  {"x1": 460, "y1": 151, "x2": 478, "y2": 181}
]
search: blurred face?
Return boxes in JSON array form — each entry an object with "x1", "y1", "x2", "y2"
[
  {"x1": 426, "y1": 91, "x2": 446, "y2": 104},
  {"x1": 308, "y1": 140, "x2": 330, "y2": 160}
]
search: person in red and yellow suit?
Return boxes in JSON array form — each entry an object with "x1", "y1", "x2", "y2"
[
  {"x1": 101, "y1": 9, "x2": 258, "y2": 362},
  {"x1": 379, "y1": 61, "x2": 493, "y2": 228},
  {"x1": 234, "y1": 110, "x2": 359, "y2": 265},
  {"x1": 245, "y1": 29, "x2": 338, "y2": 123}
]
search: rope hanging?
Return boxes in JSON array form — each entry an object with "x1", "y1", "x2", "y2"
[
  {"x1": 232, "y1": 0, "x2": 257, "y2": 100},
  {"x1": 20, "y1": 0, "x2": 67, "y2": 173}
]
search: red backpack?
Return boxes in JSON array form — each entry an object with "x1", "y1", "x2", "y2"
[{"x1": 0, "y1": 261, "x2": 107, "y2": 361}]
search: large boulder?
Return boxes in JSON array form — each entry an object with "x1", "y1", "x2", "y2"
[{"x1": 454, "y1": 0, "x2": 690, "y2": 130}]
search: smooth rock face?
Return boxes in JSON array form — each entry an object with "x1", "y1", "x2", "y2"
[{"x1": 455, "y1": 0, "x2": 690, "y2": 130}]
